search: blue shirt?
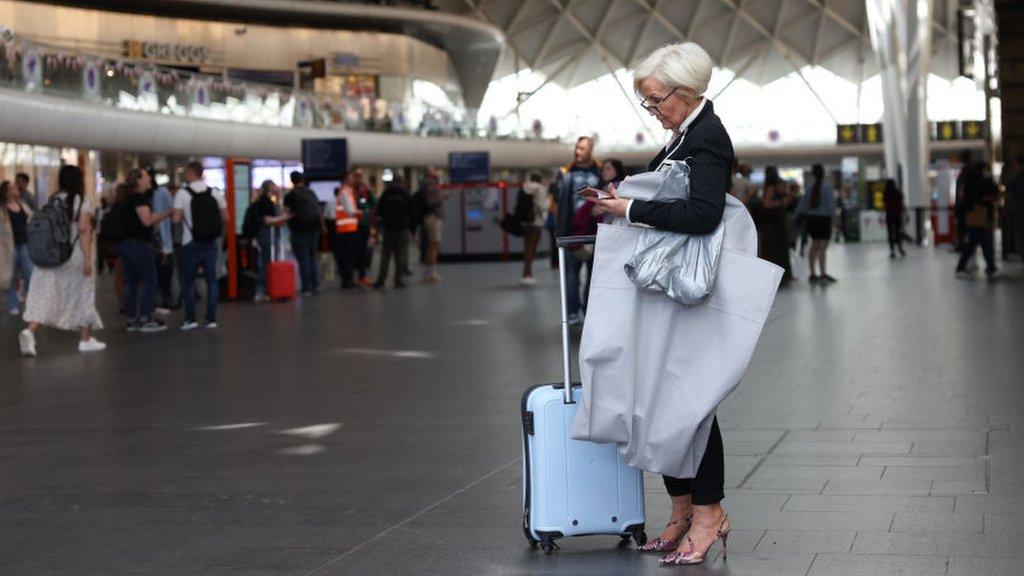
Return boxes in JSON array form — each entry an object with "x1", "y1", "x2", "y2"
[
  {"x1": 797, "y1": 183, "x2": 836, "y2": 218},
  {"x1": 151, "y1": 185, "x2": 174, "y2": 254}
]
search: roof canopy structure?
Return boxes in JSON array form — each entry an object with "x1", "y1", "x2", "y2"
[{"x1": 438, "y1": 0, "x2": 963, "y2": 88}]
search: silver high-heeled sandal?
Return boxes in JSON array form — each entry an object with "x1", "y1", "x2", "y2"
[
  {"x1": 638, "y1": 515, "x2": 691, "y2": 553},
  {"x1": 660, "y1": 514, "x2": 730, "y2": 566}
]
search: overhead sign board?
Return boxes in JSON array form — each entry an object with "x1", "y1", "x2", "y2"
[
  {"x1": 859, "y1": 123, "x2": 883, "y2": 144},
  {"x1": 301, "y1": 138, "x2": 348, "y2": 182},
  {"x1": 449, "y1": 152, "x2": 490, "y2": 184},
  {"x1": 837, "y1": 124, "x2": 859, "y2": 145},
  {"x1": 934, "y1": 121, "x2": 959, "y2": 141},
  {"x1": 961, "y1": 120, "x2": 986, "y2": 140}
]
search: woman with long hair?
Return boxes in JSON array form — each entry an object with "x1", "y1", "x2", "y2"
[
  {"x1": 19, "y1": 165, "x2": 106, "y2": 355},
  {"x1": 796, "y1": 164, "x2": 837, "y2": 282},
  {"x1": 1, "y1": 180, "x2": 33, "y2": 316},
  {"x1": 519, "y1": 172, "x2": 548, "y2": 285},
  {"x1": 759, "y1": 166, "x2": 793, "y2": 284}
]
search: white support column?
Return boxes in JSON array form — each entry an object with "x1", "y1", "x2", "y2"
[{"x1": 866, "y1": 0, "x2": 934, "y2": 209}]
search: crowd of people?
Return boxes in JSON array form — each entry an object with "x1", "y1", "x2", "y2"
[
  {"x1": 7, "y1": 143, "x2": 1021, "y2": 357},
  {"x1": 0, "y1": 159, "x2": 457, "y2": 357},
  {"x1": 240, "y1": 166, "x2": 451, "y2": 296}
]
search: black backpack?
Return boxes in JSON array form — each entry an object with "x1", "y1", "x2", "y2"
[
  {"x1": 187, "y1": 189, "x2": 223, "y2": 241},
  {"x1": 515, "y1": 189, "x2": 535, "y2": 224},
  {"x1": 27, "y1": 194, "x2": 81, "y2": 268},
  {"x1": 498, "y1": 213, "x2": 525, "y2": 237},
  {"x1": 100, "y1": 200, "x2": 133, "y2": 242},
  {"x1": 291, "y1": 188, "x2": 321, "y2": 228},
  {"x1": 241, "y1": 202, "x2": 261, "y2": 239}
]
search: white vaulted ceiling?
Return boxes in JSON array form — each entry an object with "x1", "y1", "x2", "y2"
[{"x1": 435, "y1": 0, "x2": 964, "y2": 88}]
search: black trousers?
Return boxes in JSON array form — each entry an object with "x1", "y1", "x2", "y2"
[
  {"x1": 155, "y1": 251, "x2": 175, "y2": 308},
  {"x1": 662, "y1": 417, "x2": 724, "y2": 505},
  {"x1": 377, "y1": 230, "x2": 408, "y2": 284},
  {"x1": 333, "y1": 232, "x2": 358, "y2": 286},
  {"x1": 886, "y1": 215, "x2": 904, "y2": 253}
]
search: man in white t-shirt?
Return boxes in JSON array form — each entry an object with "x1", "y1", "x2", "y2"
[{"x1": 172, "y1": 160, "x2": 228, "y2": 331}]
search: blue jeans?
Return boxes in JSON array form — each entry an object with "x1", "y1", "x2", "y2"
[
  {"x1": 256, "y1": 228, "x2": 273, "y2": 295},
  {"x1": 957, "y1": 228, "x2": 996, "y2": 273},
  {"x1": 5, "y1": 243, "x2": 33, "y2": 311},
  {"x1": 291, "y1": 229, "x2": 320, "y2": 292},
  {"x1": 117, "y1": 239, "x2": 157, "y2": 321},
  {"x1": 181, "y1": 239, "x2": 219, "y2": 323}
]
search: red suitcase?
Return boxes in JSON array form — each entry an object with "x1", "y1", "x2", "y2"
[
  {"x1": 267, "y1": 228, "x2": 296, "y2": 300},
  {"x1": 268, "y1": 260, "x2": 296, "y2": 300}
]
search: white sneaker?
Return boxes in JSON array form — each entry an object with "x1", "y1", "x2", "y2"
[
  {"x1": 18, "y1": 329, "x2": 36, "y2": 357},
  {"x1": 138, "y1": 319, "x2": 167, "y2": 333},
  {"x1": 8, "y1": 308, "x2": 19, "y2": 316},
  {"x1": 205, "y1": 322, "x2": 218, "y2": 330},
  {"x1": 154, "y1": 307, "x2": 171, "y2": 317},
  {"x1": 78, "y1": 337, "x2": 106, "y2": 352},
  {"x1": 520, "y1": 276, "x2": 537, "y2": 286},
  {"x1": 180, "y1": 321, "x2": 199, "y2": 331}
]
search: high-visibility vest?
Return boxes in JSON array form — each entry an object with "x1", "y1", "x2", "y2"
[{"x1": 335, "y1": 187, "x2": 359, "y2": 233}]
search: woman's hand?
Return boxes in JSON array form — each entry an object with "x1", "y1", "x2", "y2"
[
  {"x1": 591, "y1": 186, "x2": 629, "y2": 219},
  {"x1": 591, "y1": 197, "x2": 630, "y2": 218}
]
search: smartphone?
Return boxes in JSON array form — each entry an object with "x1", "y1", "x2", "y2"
[{"x1": 576, "y1": 187, "x2": 611, "y2": 199}]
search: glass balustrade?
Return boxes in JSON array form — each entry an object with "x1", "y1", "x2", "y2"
[{"x1": 0, "y1": 32, "x2": 553, "y2": 143}]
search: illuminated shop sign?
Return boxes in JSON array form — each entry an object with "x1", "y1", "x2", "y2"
[{"x1": 122, "y1": 40, "x2": 211, "y2": 64}]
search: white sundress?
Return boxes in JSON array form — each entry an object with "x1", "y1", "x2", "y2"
[{"x1": 23, "y1": 193, "x2": 104, "y2": 331}]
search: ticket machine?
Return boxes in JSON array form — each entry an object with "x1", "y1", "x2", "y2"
[{"x1": 438, "y1": 182, "x2": 524, "y2": 260}]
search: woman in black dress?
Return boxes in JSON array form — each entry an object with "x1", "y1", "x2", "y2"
[{"x1": 759, "y1": 166, "x2": 793, "y2": 284}]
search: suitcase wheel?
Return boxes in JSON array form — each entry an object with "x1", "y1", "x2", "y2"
[
  {"x1": 633, "y1": 530, "x2": 648, "y2": 546},
  {"x1": 540, "y1": 540, "x2": 557, "y2": 555}
]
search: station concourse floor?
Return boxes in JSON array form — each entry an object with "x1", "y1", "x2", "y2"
[{"x1": 2, "y1": 243, "x2": 1024, "y2": 576}]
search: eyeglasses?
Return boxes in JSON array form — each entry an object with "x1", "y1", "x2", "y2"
[{"x1": 639, "y1": 86, "x2": 684, "y2": 116}]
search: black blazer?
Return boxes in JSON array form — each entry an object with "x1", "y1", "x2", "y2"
[{"x1": 627, "y1": 100, "x2": 735, "y2": 235}]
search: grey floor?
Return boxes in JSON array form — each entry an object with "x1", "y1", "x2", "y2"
[{"x1": 1, "y1": 243, "x2": 1023, "y2": 576}]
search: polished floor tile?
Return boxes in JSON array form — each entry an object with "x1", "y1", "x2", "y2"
[{"x1": 1, "y1": 243, "x2": 1023, "y2": 575}]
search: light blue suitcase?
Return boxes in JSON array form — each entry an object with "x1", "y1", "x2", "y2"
[{"x1": 520, "y1": 236, "x2": 646, "y2": 554}]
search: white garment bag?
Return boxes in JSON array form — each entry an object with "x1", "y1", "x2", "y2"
[{"x1": 571, "y1": 195, "x2": 782, "y2": 478}]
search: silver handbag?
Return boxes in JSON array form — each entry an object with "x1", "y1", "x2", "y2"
[{"x1": 616, "y1": 159, "x2": 725, "y2": 305}]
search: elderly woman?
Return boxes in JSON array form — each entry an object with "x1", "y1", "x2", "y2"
[{"x1": 592, "y1": 42, "x2": 733, "y2": 566}]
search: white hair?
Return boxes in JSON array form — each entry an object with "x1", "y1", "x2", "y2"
[{"x1": 632, "y1": 42, "x2": 714, "y2": 97}]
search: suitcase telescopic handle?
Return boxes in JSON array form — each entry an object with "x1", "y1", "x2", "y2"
[
  {"x1": 556, "y1": 234, "x2": 596, "y2": 404},
  {"x1": 556, "y1": 235, "x2": 597, "y2": 249}
]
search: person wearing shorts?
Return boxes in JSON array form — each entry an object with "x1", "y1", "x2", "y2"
[
  {"x1": 795, "y1": 164, "x2": 837, "y2": 283},
  {"x1": 421, "y1": 168, "x2": 449, "y2": 283}
]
